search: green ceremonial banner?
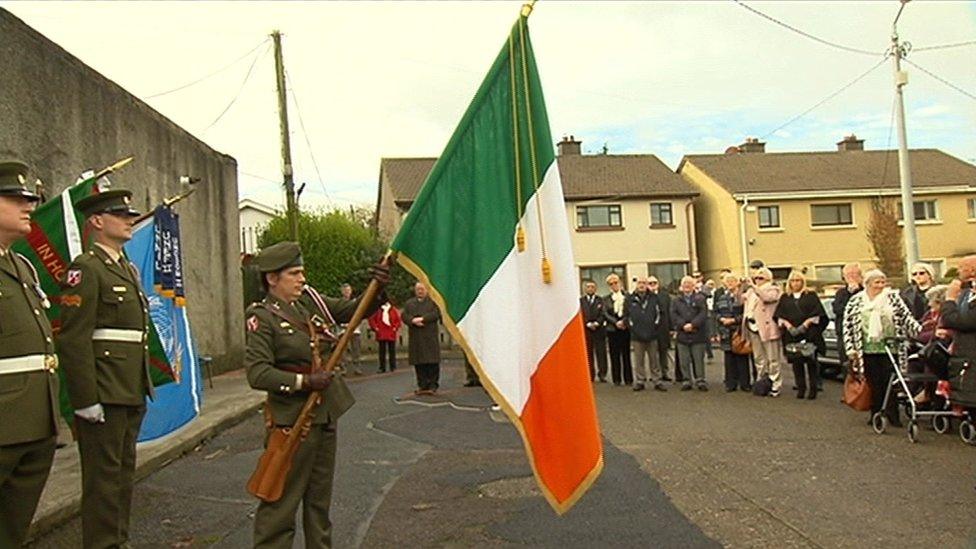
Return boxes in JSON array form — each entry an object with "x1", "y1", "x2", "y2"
[{"x1": 12, "y1": 175, "x2": 176, "y2": 422}]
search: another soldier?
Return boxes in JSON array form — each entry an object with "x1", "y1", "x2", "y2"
[
  {"x1": 246, "y1": 241, "x2": 388, "y2": 548},
  {"x1": 58, "y1": 189, "x2": 153, "y2": 549},
  {"x1": 0, "y1": 160, "x2": 59, "y2": 548}
]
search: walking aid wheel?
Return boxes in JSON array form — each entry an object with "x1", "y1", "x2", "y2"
[
  {"x1": 871, "y1": 412, "x2": 887, "y2": 434},
  {"x1": 960, "y1": 420, "x2": 976, "y2": 446},
  {"x1": 932, "y1": 415, "x2": 951, "y2": 435},
  {"x1": 907, "y1": 421, "x2": 918, "y2": 444}
]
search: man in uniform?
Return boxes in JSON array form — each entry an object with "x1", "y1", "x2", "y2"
[
  {"x1": 0, "y1": 160, "x2": 59, "y2": 548},
  {"x1": 246, "y1": 241, "x2": 387, "y2": 548},
  {"x1": 58, "y1": 189, "x2": 153, "y2": 549}
]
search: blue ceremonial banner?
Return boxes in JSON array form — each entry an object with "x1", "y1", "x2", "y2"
[{"x1": 127, "y1": 207, "x2": 202, "y2": 442}]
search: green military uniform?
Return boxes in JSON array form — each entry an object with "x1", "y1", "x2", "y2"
[
  {"x1": 245, "y1": 241, "x2": 378, "y2": 549},
  {"x1": 0, "y1": 160, "x2": 60, "y2": 548},
  {"x1": 57, "y1": 190, "x2": 153, "y2": 549}
]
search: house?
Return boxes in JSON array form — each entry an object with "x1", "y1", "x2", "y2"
[
  {"x1": 678, "y1": 135, "x2": 976, "y2": 281},
  {"x1": 375, "y1": 136, "x2": 701, "y2": 293},
  {"x1": 238, "y1": 198, "x2": 280, "y2": 254}
]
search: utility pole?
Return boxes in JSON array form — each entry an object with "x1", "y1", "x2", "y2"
[
  {"x1": 891, "y1": 0, "x2": 919, "y2": 273},
  {"x1": 272, "y1": 30, "x2": 299, "y2": 241}
]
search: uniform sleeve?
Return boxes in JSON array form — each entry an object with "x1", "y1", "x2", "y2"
[
  {"x1": 245, "y1": 309, "x2": 300, "y2": 393},
  {"x1": 58, "y1": 261, "x2": 100, "y2": 409}
]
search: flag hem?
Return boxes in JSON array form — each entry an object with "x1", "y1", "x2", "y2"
[{"x1": 396, "y1": 251, "x2": 604, "y2": 514}]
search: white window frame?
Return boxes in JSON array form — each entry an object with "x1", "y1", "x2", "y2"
[{"x1": 810, "y1": 202, "x2": 855, "y2": 229}]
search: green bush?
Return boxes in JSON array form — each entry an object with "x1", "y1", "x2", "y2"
[{"x1": 258, "y1": 208, "x2": 415, "y2": 304}]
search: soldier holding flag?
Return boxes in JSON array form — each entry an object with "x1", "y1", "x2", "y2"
[
  {"x1": 58, "y1": 189, "x2": 154, "y2": 549},
  {"x1": 0, "y1": 160, "x2": 59, "y2": 548}
]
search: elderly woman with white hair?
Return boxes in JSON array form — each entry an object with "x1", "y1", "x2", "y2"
[
  {"x1": 742, "y1": 267, "x2": 785, "y2": 397},
  {"x1": 843, "y1": 269, "x2": 921, "y2": 426},
  {"x1": 900, "y1": 262, "x2": 936, "y2": 321}
]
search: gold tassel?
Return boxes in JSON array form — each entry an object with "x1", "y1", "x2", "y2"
[
  {"x1": 516, "y1": 225, "x2": 526, "y2": 252},
  {"x1": 541, "y1": 257, "x2": 552, "y2": 284}
]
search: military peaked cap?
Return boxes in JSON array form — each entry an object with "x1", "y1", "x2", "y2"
[
  {"x1": 75, "y1": 189, "x2": 141, "y2": 217},
  {"x1": 255, "y1": 241, "x2": 303, "y2": 272},
  {"x1": 0, "y1": 159, "x2": 40, "y2": 201}
]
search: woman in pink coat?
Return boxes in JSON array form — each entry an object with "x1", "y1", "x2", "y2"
[
  {"x1": 368, "y1": 299, "x2": 402, "y2": 373},
  {"x1": 742, "y1": 268, "x2": 785, "y2": 397}
]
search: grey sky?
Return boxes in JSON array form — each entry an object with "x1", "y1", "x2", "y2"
[{"x1": 4, "y1": 1, "x2": 974, "y2": 210}]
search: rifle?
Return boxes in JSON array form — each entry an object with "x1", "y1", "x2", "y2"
[{"x1": 246, "y1": 255, "x2": 390, "y2": 502}]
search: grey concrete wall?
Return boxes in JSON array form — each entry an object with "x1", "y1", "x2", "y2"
[{"x1": 0, "y1": 9, "x2": 244, "y2": 373}]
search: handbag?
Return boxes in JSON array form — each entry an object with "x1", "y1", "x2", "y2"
[
  {"x1": 784, "y1": 341, "x2": 817, "y2": 360},
  {"x1": 843, "y1": 373, "x2": 872, "y2": 411},
  {"x1": 731, "y1": 329, "x2": 752, "y2": 355}
]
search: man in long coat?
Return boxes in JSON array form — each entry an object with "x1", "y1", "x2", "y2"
[{"x1": 402, "y1": 282, "x2": 442, "y2": 394}]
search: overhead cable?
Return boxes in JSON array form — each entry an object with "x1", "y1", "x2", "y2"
[
  {"x1": 285, "y1": 69, "x2": 333, "y2": 203},
  {"x1": 903, "y1": 59, "x2": 976, "y2": 102},
  {"x1": 914, "y1": 39, "x2": 976, "y2": 52},
  {"x1": 145, "y1": 39, "x2": 269, "y2": 99},
  {"x1": 203, "y1": 42, "x2": 272, "y2": 132},
  {"x1": 760, "y1": 55, "x2": 889, "y2": 140},
  {"x1": 732, "y1": 0, "x2": 884, "y2": 57}
]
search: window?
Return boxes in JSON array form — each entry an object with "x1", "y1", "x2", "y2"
[
  {"x1": 580, "y1": 265, "x2": 626, "y2": 295},
  {"x1": 967, "y1": 198, "x2": 976, "y2": 220},
  {"x1": 649, "y1": 203, "x2": 673, "y2": 226},
  {"x1": 577, "y1": 205, "x2": 622, "y2": 228},
  {"x1": 898, "y1": 200, "x2": 939, "y2": 221},
  {"x1": 770, "y1": 267, "x2": 793, "y2": 281},
  {"x1": 647, "y1": 262, "x2": 688, "y2": 294},
  {"x1": 811, "y1": 203, "x2": 853, "y2": 226},
  {"x1": 815, "y1": 265, "x2": 844, "y2": 282},
  {"x1": 758, "y1": 205, "x2": 780, "y2": 229}
]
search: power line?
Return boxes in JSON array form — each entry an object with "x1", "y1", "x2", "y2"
[
  {"x1": 902, "y1": 58, "x2": 976, "y2": 102},
  {"x1": 204, "y1": 42, "x2": 272, "y2": 132},
  {"x1": 914, "y1": 39, "x2": 976, "y2": 52},
  {"x1": 760, "y1": 55, "x2": 889, "y2": 140},
  {"x1": 145, "y1": 39, "x2": 269, "y2": 99},
  {"x1": 879, "y1": 94, "x2": 897, "y2": 188},
  {"x1": 732, "y1": 0, "x2": 883, "y2": 57},
  {"x1": 284, "y1": 69, "x2": 333, "y2": 204}
]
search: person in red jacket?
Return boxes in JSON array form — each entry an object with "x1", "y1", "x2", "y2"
[{"x1": 368, "y1": 298, "x2": 402, "y2": 373}]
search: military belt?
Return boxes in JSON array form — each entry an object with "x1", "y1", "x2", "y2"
[
  {"x1": 0, "y1": 354, "x2": 58, "y2": 375},
  {"x1": 92, "y1": 328, "x2": 145, "y2": 343}
]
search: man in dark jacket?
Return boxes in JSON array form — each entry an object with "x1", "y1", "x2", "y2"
[
  {"x1": 580, "y1": 281, "x2": 608, "y2": 382},
  {"x1": 671, "y1": 276, "x2": 709, "y2": 391},
  {"x1": 627, "y1": 277, "x2": 666, "y2": 391},
  {"x1": 649, "y1": 277, "x2": 674, "y2": 381},
  {"x1": 942, "y1": 255, "x2": 976, "y2": 359},
  {"x1": 832, "y1": 263, "x2": 863, "y2": 366},
  {"x1": 403, "y1": 282, "x2": 442, "y2": 394}
]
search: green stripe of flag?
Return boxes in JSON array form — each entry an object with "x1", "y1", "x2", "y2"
[{"x1": 390, "y1": 17, "x2": 554, "y2": 322}]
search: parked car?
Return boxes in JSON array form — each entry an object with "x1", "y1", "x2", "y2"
[{"x1": 819, "y1": 296, "x2": 847, "y2": 379}]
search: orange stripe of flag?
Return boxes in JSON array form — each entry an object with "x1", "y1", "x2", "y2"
[{"x1": 520, "y1": 312, "x2": 603, "y2": 508}]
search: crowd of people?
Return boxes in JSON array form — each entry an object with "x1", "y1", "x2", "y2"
[{"x1": 580, "y1": 256, "x2": 976, "y2": 422}]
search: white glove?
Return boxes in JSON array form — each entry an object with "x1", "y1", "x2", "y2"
[{"x1": 75, "y1": 403, "x2": 105, "y2": 424}]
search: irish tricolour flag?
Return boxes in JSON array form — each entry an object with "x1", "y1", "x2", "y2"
[{"x1": 390, "y1": 13, "x2": 602, "y2": 513}]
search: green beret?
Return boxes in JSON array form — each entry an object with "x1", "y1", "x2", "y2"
[
  {"x1": 0, "y1": 160, "x2": 40, "y2": 201},
  {"x1": 75, "y1": 189, "x2": 141, "y2": 217},
  {"x1": 255, "y1": 241, "x2": 303, "y2": 272}
]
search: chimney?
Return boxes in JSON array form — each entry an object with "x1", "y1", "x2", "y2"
[
  {"x1": 738, "y1": 137, "x2": 765, "y2": 153},
  {"x1": 836, "y1": 134, "x2": 864, "y2": 152},
  {"x1": 557, "y1": 135, "x2": 581, "y2": 156}
]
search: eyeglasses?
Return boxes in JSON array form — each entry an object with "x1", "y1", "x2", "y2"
[
  {"x1": 753, "y1": 277, "x2": 767, "y2": 281},
  {"x1": 912, "y1": 271, "x2": 928, "y2": 276}
]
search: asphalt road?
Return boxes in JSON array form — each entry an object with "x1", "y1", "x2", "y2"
[{"x1": 29, "y1": 356, "x2": 976, "y2": 548}]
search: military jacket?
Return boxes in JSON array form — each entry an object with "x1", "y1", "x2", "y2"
[
  {"x1": 246, "y1": 291, "x2": 380, "y2": 426},
  {"x1": 0, "y1": 249, "x2": 59, "y2": 445},
  {"x1": 58, "y1": 245, "x2": 154, "y2": 409}
]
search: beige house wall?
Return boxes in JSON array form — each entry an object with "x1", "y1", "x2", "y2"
[
  {"x1": 680, "y1": 161, "x2": 745, "y2": 276},
  {"x1": 376, "y1": 176, "x2": 405, "y2": 241},
  {"x1": 566, "y1": 197, "x2": 695, "y2": 288},
  {"x1": 745, "y1": 192, "x2": 976, "y2": 280}
]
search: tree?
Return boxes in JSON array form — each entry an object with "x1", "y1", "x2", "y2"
[
  {"x1": 259, "y1": 208, "x2": 415, "y2": 304},
  {"x1": 865, "y1": 197, "x2": 905, "y2": 279}
]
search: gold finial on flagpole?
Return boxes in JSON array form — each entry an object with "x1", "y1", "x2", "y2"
[
  {"x1": 93, "y1": 156, "x2": 134, "y2": 180},
  {"x1": 541, "y1": 257, "x2": 552, "y2": 284},
  {"x1": 521, "y1": 0, "x2": 536, "y2": 18}
]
